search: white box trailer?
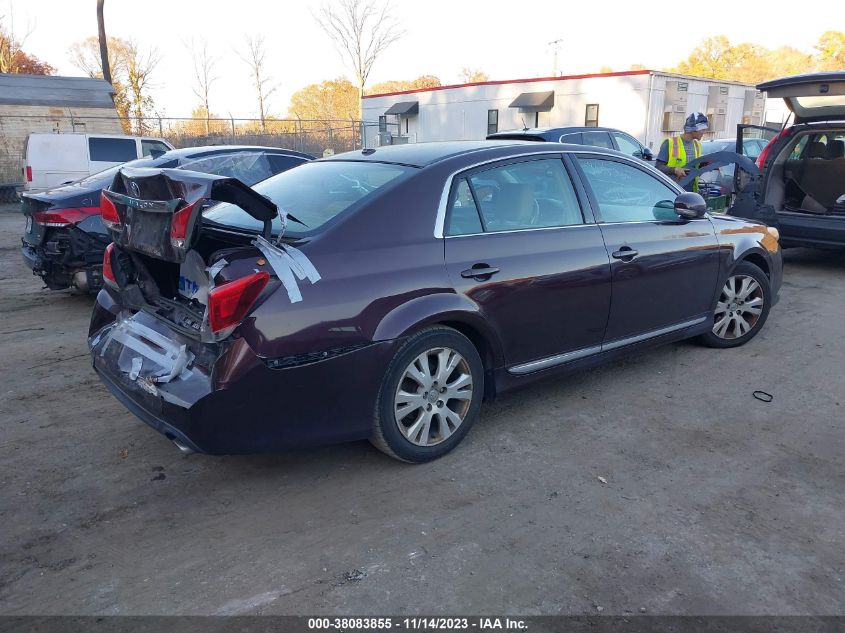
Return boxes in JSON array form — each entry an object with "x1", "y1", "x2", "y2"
[{"x1": 362, "y1": 70, "x2": 784, "y2": 150}]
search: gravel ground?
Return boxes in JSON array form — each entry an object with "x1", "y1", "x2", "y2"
[{"x1": 1, "y1": 203, "x2": 843, "y2": 616}]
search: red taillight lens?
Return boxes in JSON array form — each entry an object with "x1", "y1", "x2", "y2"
[
  {"x1": 100, "y1": 191, "x2": 119, "y2": 227},
  {"x1": 207, "y1": 271, "x2": 270, "y2": 334},
  {"x1": 170, "y1": 200, "x2": 197, "y2": 248},
  {"x1": 32, "y1": 207, "x2": 98, "y2": 227},
  {"x1": 756, "y1": 127, "x2": 790, "y2": 170},
  {"x1": 25, "y1": 166, "x2": 32, "y2": 182},
  {"x1": 102, "y1": 242, "x2": 117, "y2": 288}
]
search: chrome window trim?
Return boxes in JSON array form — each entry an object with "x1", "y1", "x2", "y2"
[
  {"x1": 434, "y1": 149, "x2": 684, "y2": 238},
  {"x1": 445, "y1": 223, "x2": 597, "y2": 239},
  {"x1": 508, "y1": 316, "x2": 707, "y2": 376}
]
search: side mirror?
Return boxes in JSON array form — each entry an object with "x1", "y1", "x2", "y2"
[
  {"x1": 674, "y1": 192, "x2": 707, "y2": 219},
  {"x1": 642, "y1": 148, "x2": 654, "y2": 161},
  {"x1": 149, "y1": 149, "x2": 166, "y2": 158}
]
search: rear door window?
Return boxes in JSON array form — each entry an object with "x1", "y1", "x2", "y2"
[
  {"x1": 447, "y1": 158, "x2": 584, "y2": 234},
  {"x1": 559, "y1": 132, "x2": 583, "y2": 145},
  {"x1": 88, "y1": 137, "x2": 137, "y2": 162},
  {"x1": 141, "y1": 140, "x2": 172, "y2": 157},
  {"x1": 582, "y1": 131, "x2": 614, "y2": 149},
  {"x1": 267, "y1": 154, "x2": 308, "y2": 174}
]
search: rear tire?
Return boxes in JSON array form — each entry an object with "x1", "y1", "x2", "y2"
[
  {"x1": 698, "y1": 261, "x2": 771, "y2": 348},
  {"x1": 371, "y1": 327, "x2": 484, "y2": 463}
]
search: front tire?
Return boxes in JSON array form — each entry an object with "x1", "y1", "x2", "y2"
[
  {"x1": 698, "y1": 261, "x2": 771, "y2": 348},
  {"x1": 371, "y1": 327, "x2": 484, "y2": 463}
]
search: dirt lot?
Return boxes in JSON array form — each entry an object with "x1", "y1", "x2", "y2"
[{"x1": 1, "y1": 202, "x2": 843, "y2": 616}]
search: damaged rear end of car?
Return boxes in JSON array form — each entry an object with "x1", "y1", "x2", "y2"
[{"x1": 88, "y1": 167, "x2": 320, "y2": 454}]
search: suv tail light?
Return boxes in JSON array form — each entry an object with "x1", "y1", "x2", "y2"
[
  {"x1": 100, "y1": 191, "x2": 119, "y2": 228},
  {"x1": 756, "y1": 127, "x2": 790, "y2": 170},
  {"x1": 32, "y1": 207, "x2": 98, "y2": 227},
  {"x1": 102, "y1": 242, "x2": 117, "y2": 288},
  {"x1": 207, "y1": 271, "x2": 270, "y2": 334},
  {"x1": 25, "y1": 166, "x2": 32, "y2": 182}
]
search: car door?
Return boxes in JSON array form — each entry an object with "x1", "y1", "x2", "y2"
[
  {"x1": 443, "y1": 155, "x2": 612, "y2": 371},
  {"x1": 572, "y1": 154, "x2": 720, "y2": 344}
]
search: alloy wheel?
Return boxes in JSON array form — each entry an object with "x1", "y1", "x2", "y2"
[
  {"x1": 393, "y1": 347, "x2": 473, "y2": 447},
  {"x1": 713, "y1": 274, "x2": 765, "y2": 339}
]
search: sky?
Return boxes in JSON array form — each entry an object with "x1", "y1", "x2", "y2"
[{"x1": 8, "y1": 0, "x2": 840, "y2": 121}]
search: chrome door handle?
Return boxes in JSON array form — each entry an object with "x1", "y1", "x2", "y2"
[
  {"x1": 461, "y1": 266, "x2": 500, "y2": 280},
  {"x1": 611, "y1": 247, "x2": 639, "y2": 261}
]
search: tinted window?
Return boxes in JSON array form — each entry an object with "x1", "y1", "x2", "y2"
[
  {"x1": 88, "y1": 137, "x2": 137, "y2": 162},
  {"x1": 446, "y1": 178, "x2": 483, "y2": 235},
  {"x1": 77, "y1": 156, "x2": 175, "y2": 187},
  {"x1": 559, "y1": 132, "x2": 583, "y2": 145},
  {"x1": 582, "y1": 131, "x2": 614, "y2": 149},
  {"x1": 141, "y1": 140, "x2": 171, "y2": 156},
  {"x1": 267, "y1": 154, "x2": 307, "y2": 174},
  {"x1": 577, "y1": 157, "x2": 678, "y2": 223},
  {"x1": 458, "y1": 158, "x2": 583, "y2": 232},
  {"x1": 178, "y1": 152, "x2": 275, "y2": 185},
  {"x1": 613, "y1": 132, "x2": 643, "y2": 157},
  {"x1": 203, "y1": 161, "x2": 411, "y2": 236}
]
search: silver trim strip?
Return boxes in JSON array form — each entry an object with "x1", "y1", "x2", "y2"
[
  {"x1": 601, "y1": 316, "x2": 707, "y2": 351},
  {"x1": 507, "y1": 316, "x2": 707, "y2": 376},
  {"x1": 445, "y1": 223, "x2": 596, "y2": 239},
  {"x1": 508, "y1": 345, "x2": 602, "y2": 376}
]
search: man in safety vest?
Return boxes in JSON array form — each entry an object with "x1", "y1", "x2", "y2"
[{"x1": 656, "y1": 111, "x2": 709, "y2": 192}]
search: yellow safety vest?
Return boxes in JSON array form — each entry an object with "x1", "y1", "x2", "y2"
[{"x1": 666, "y1": 136, "x2": 703, "y2": 192}]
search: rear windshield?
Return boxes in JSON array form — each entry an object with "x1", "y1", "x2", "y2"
[
  {"x1": 78, "y1": 156, "x2": 175, "y2": 187},
  {"x1": 203, "y1": 161, "x2": 412, "y2": 236}
]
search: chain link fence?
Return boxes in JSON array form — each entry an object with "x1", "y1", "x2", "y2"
[{"x1": 0, "y1": 114, "x2": 396, "y2": 199}]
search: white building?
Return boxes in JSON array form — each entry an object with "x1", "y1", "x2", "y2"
[{"x1": 362, "y1": 70, "x2": 789, "y2": 150}]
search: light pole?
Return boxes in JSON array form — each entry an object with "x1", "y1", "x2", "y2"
[{"x1": 548, "y1": 38, "x2": 563, "y2": 77}]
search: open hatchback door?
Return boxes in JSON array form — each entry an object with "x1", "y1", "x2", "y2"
[{"x1": 757, "y1": 72, "x2": 845, "y2": 124}]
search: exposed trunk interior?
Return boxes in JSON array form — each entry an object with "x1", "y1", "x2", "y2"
[{"x1": 766, "y1": 129, "x2": 845, "y2": 216}]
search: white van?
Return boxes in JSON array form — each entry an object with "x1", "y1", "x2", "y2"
[{"x1": 21, "y1": 133, "x2": 174, "y2": 191}]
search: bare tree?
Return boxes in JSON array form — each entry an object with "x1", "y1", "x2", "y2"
[
  {"x1": 459, "y1": 68, "x2": 489, "y2": 83},
  {"x1": 239, "y1": 35, "x2": 277, "y2": 131},
  {"x1": 123, "y1": 40, "x2": 160, "y2": 135},
  {"x1": 315, "y1": 0, "x2": 403, "y2": 119},
  {"x1": 187, "y1": 38, "x2": 217, "y2": 134}
]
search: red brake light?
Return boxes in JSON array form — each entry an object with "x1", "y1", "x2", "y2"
[
  {"x1": 207, "y1": 271, "x2": 270, "y2": 334},
  {"x1": 100, "y1": 191, "x2": 119, "y2": 227},
  {"x1": 171, "y1": 200, "x2": 198, "y2": 248},
  {"x1": 102, "y1": 242, "x2": 117, "y2": 288},
  {"x1": 32, "y1": 207, "x2": 98, "y2": 227},
  {"x1": 756, "y1": 127, "x2": 790, "y2": 170},
  {"x1": 25, "y1": 166, "x2": 32, "y2": 182}
]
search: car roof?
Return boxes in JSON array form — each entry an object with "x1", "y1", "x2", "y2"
[
  {"x1": 320, "y1": 141, "x2": 538, "y2": 167},
  {"x1": 487, "y1": 126, "x2": 623, "y2": 140},
  {"x1": 158, "y1": 145, "x2": 314, "y2": 160},
  {"x1": 322, "y1": 140, "x2": 631, "y2": 168}
]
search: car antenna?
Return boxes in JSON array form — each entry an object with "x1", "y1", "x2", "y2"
[{"x1": 521, "y1": 116, "x2": 528, "y2": 131}]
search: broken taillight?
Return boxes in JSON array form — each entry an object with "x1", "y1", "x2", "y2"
[
  {"x1": 100, "y1": 191, "x2": 120, "y2": 228},
  {"x1": 102, "y1": 242, "x2": 117, "y2": 288},
  {"x1": 756, "y1": 127, "x2": 790, "y2": 170},
  {"x1": 207, "y1": 271, "x2": 270, "y2": 334},
  {"x1": 170, "y1": 200, "x2": 197, "y2": 249},
  {"x1": 32, "y1": 207, "x2": 99, "y2": 227}
]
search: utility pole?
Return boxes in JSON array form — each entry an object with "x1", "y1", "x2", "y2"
[
  {"x1": 96, "y1": 0, "x2": 111, "y2": 84},
  {"x1": 548, "y1": 38, "x2": 563, "y2": 77}
]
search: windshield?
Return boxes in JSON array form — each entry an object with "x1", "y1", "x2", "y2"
[{"x1": 203, "y1": 160, "x2": 412, "y2": 236}]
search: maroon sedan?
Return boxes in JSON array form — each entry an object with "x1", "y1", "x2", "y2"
[{"x1": 88, "y1": 141, "x2": 782, "y2": 462}]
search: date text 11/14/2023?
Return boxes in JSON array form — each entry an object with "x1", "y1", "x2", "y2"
[{"x1": 307, "y1": 617, "x2": 528, "y2": 630}]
